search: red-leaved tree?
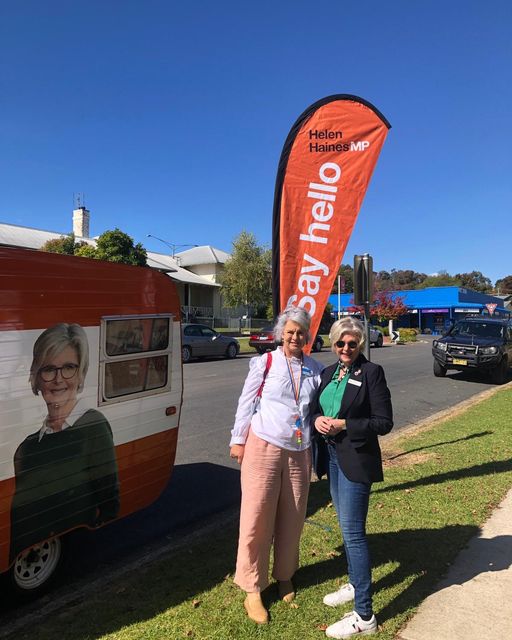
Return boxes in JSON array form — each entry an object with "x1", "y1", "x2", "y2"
[
  {"x1": 371, "y1": 291, "x2": 408, "y2": 337},
  {"x1": 371, "y1": 291, "x2": 408, "y2": 323}
]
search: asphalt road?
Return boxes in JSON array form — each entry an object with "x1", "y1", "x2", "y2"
[
  {"x1": 176, "y1": 335, "x2": 498, "y2": 468},
  {"x1": 2, "y1": 337, "x2": 503, "y2": 616}
]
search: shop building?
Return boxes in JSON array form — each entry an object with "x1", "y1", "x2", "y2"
[{"x1": 329, "y1": 286, "x2": 510, "y2": 334}]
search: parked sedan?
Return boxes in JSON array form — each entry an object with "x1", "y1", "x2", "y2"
[
  {"x1": 249, "y1": 326, "x2": 324, "y2": 354},
  {"x1": 181, "y1": 324, "x2": 240, "y2": 363}
]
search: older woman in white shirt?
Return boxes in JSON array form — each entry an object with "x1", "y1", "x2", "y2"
[{"x1": 230, "y1": 306, "x2": 323, "y2": 624}]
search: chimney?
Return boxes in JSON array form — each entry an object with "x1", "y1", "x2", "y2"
[{"x1": 73, "y1": 206, "x2": 90, "y2": 238}]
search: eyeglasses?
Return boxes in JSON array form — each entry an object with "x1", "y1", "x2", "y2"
[
  {"x1": 38, "y1": 364, "x2": 79, "y2": 382},
  {"x1": 335, "y1": 340, "x2": 358, "y2": 349}
]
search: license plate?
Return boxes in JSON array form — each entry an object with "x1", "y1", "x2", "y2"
[
  {"x1": 452, "y1": 358, "x2": 467, "y2": 365},
  {"x1": 259, "y1": 336, "x2": 268, "y2": 341}
]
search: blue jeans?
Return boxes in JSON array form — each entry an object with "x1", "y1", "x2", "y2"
[{"x1": 327, "y1": 443, "x2": 372, "y2": 617}]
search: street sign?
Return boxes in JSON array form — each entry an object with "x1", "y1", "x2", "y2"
[{"x1": 485, "y1": 303, "x2": 497, "y2": 316}]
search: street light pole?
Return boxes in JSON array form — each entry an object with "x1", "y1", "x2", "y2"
[{"x1": 146, "y1": 234, "x2": 198, "y2": 258}]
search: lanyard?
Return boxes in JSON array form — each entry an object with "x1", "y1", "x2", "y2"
[
  {"x1": 286, "y1": 356, "x2": 303, "y2": 444},
  {"x1": 286, "y1": 356, "x2": 303, "y2": 405}
]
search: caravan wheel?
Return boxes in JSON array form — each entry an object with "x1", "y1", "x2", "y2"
[{"x1": 11, "y1": 537, "x2": 63, "y2": 597}]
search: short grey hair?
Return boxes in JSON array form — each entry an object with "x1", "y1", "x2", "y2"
[
  {"x1": 30, "y1": 323, "x2": 89, "y2": 395},
  {"x1": 329, "y1": 317, "x2": 366, "y2": 353},
  {"x1": 273, "y1": 306, "x2": 312, "y2": 343}
]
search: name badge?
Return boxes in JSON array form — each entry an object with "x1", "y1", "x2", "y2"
[{"x1": 348, "y1": 378, "x2": 362, "y2": 387}]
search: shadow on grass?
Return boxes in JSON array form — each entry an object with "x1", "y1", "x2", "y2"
[
  {"x1": 53, "y1": 522, "x2": 489, "y2": 638},
  {"x1": 295, "y1": 524, "x2": 482, "y2": 626},
  {"x1": 374, "y1": 458, "x2": 512, "y2": 494},
  {"x1": 384, "y1": 430, "x2": 493, "y2": 462}
]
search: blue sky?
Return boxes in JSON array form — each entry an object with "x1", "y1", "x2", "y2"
[{"x1": 1, "y1": 1, "x2": 510, "y2": 283}]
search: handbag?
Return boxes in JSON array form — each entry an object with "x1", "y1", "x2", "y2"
[{"x1": 311, "y1": 433, "x2": 328, "y2": 480}]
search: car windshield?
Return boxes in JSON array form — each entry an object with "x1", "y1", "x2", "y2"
[{"x1": 451, "y1": 321, "x2": 503, "y2": 339}]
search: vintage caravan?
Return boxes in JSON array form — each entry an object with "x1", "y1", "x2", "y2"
[{"x1": 0, "y1": 246, "x2": 183, "y2": 594}]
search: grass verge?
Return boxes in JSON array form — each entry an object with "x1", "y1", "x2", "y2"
[{"x1": 10, "y1": 387, "x2": 512, "y2": 640}]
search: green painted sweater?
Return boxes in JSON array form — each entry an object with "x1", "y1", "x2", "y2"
[{"x1": 10, "y1": 409, "x2": 119, "y2": 561}]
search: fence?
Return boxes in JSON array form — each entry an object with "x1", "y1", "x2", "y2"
[{"x1": 181, "y1": 306, "x2": 270, "y2": 332}]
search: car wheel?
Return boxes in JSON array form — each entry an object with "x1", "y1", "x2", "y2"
[
  {"x1": 433, "y1": 360, "x2": 447, "y2": 377},
  {"x1": 182, "y1": 346, "x2": 192, "y2": 363},
  {"x1": 256, "y1": 346, "x2": 267, "y2": 355},
  {"x1": 226, "y1": 343, "x2": 238, "y2": 359},
  {"x1": 376, "y1": 334, "x2": 383, "y2": 348},
  {"x1": 312, "y1": 338, "x2": 322, "y2": 352},
  {"x1": 491, "y1": 357, "x2": 508, "y2": 385},
  {"x1": 10, "y1": 537, "x2": 63, "y2": 598}
]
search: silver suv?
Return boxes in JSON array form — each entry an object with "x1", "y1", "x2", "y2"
[{"x1": 369, "y1": 325, "x2": 384, "y2": 348}]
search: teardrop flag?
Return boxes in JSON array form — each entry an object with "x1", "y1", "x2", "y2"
[{"x1": 272, "y1": 94, "x2": 391, "y2": 350}]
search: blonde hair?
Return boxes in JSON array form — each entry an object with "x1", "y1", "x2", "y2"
[{"x1": 329, "y1": 317, "x2": 366, "y2": 353}]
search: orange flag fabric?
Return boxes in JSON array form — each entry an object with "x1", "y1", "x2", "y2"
[{"x1": 272, "y1": 95, "x2": 391, "y2": 350}]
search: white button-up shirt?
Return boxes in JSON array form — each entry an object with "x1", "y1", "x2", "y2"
[
  {"x1": 38, "y1": 399, "x2": 88, "y2": 441},
  {"x1": 230, "y1": 347, "x2": 324, "y2": 451}
]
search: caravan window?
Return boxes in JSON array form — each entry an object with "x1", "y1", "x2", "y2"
[{"x1": 100, "y1": 315, "x2": 173, "y2": 403}]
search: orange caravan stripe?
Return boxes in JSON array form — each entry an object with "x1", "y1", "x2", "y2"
[
  {"x1": 0, "y1": 428, "x2": 179, "y2": 573},
  {"x1": 0, "y1": 247, "x2": 181, "y2": 331},
  {"x1": 272, "y1": 95, "x2": 390, "y2": 349}
]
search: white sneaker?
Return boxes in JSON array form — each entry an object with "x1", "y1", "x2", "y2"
[
  {"x1": 323, "y1": 583, "x2": 355, "y2": 607},
  {"x1": 325, "y1": 611, "x2": 377, "y2": 638}
]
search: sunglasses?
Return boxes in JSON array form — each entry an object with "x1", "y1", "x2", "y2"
[{"x1": 335, "y1": 340, "x2": 358, "y2": 349}]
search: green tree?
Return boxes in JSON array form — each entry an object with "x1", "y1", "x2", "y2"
[
  {"x1": 495, "y1": 275, "x2": 512, "y2": 294},
  {"x1": 41, "y1": 229, "x2": 147, "y2": 266},
  {"x1": 220, "y1": 231, "x2": 271, "y2": 314},
  {"x1": 417, "y1": 270, "x2": 460, "y2": 288},
  {"x1": 331, "y1": 263, "x2": 354, "y2": 294},
  {"x1": 389, "y1": 269, "x2": 427, "y2": 290},
  {"x1": 454, "y1": 271, "x2": 492, "y2": 293},
  {"x1": 74, "y1": 244, "x2": 100, "y2": 259},
  {"x1": 374, "y1": 270, "x2": 392, "y2": 292},
  {"x1": 40, "y1": 233, "x2": 87, "y2": 255},
  {"x1": 76, "y1": 228, "x2": 147, "y2": 266}
]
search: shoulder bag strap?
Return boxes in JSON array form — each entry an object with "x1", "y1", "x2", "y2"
[{"x1": 255, "y1": 351, "x2": 272, "y2": 399}]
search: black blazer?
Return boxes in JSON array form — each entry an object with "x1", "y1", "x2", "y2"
[{"x1": 310, "y1": 354, "x2": 393, "y2": 484}]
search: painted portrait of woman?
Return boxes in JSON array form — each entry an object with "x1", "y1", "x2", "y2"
[{"x1": 10, "y1": 323, "x2": 120, "y2": 561}]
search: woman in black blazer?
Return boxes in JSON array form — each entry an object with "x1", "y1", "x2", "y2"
[{"x1": 310, "y1": 317, "x2": 393, "y2": 639}]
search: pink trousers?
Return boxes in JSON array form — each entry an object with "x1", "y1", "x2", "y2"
[{"x1": 234, "y1": 429, "x2": 311, "y2": 592}]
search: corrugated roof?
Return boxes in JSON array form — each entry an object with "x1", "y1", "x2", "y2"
[
  {"x1": 175, "y1": 245, "x2": 230, "y2": 266},
  {"x1": 146, "y1": 251, "x2": 220, "y2": 286}
]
